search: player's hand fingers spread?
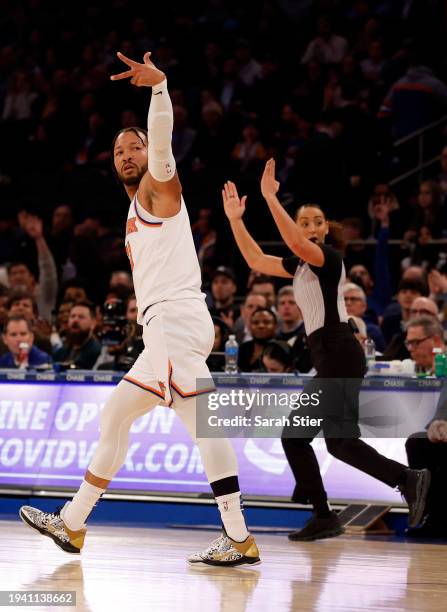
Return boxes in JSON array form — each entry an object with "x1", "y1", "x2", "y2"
[
  {"x1": 110, "y1": 69, "x2": 134, "y2": 81},
  {"x1": 116, "y1": 51, "x2": 140, "y2": 67}
]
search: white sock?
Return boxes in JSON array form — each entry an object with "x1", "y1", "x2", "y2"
[
  {"x1": 216, "y1": 491, "x2": 249, "y2": 542},
  {"x1": 61, "y1": 480, "x2": 105, "y2": 531}
]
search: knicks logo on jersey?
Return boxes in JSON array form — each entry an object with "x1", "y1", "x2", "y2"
[{"x1": 126, "y1": 217, "x2": 138, "y2": 236}]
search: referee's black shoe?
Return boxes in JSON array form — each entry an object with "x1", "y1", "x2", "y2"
[
  {"x1": 398, "y1": 468, "x2": 431, "y2": 528},
  {"x1": 288, "y1": 511, "x2": 344, "y2": 541}
]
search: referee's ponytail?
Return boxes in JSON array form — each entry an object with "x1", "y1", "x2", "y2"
[{"x1": 295, "y1": 204, "x2": 346, "y2": 253}]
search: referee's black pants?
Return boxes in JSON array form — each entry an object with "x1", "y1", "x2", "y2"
[
  {"x1": 405, "y1": 433, "x2": 447, "y2": 524},
  {"x1": 281, "y1": 324, "x2": 406, "y2": 507}
]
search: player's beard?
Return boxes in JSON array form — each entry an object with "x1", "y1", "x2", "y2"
[{"x1": 118, "y1": 164, "x2": 146, "y2": 186}]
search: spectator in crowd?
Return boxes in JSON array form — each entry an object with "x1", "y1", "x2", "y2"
[
  {"x1": 0, "y1": 285, "x2": 9, "y2": 330},
  {"x1": 405, "y1": 389, "x2": 447, "y2": 538},
  {"x1": 428, "y1": 267, "x2": 447, "y2": 316},
  {"x1": 276, "y1": 286, "x2": 304, "y2": 341},
  {"x1": 382, "y1": 296, "x2": 439, "y2": 361},
  {"x1": 250, "y1": 275, "x2": 276, "y2": 309},
  {"x1": 53, "y1": 301, "x2": 101, "y2": 369},
  {"x1": 301, "y1": 16, "x2": 348, "y2": 65},
  {"x1": 405, "y1": 180, "x2": 445, "y2": 241},
  {"x1": 238, "y1": 307, "x2": 277, "y2": 372},
  {"x1": 360, "y1": 40, "x2": 385, "y2": 83},
  {"x1": 367, "y1": 183, "x2": 400, "y2": 238},
  {"x1": 348, "y1": 198, "x2": 393, "y2": 319},
  {"x1": 192, "y1": 209, "x2": 217, "y2": 280},
  {"x1": 381, "y1": 278, "x2": 426, "y2": 344},
  {"x1": 232, "y1": 292, "x2": 267, "y2": 344},
  {"x1": 343, "y1": 282, "x2": 385, "y2": 351},
  {"x1": 261, "y1": 340, "x2": 295, "y2": 373},
  {"x1": 275, "y1": 285, "x2": 313, "y2": 373},
  {"x1": 126, "y1": 294, "x2": 138, "y2": 323},
  {"x1": 109, "y1": 270, "x2": 133, "y2": 293},
  {"x1": 6, "y1": 290, "x2": 52, "y2": 355},
  {"x1": 60, "y1": 279, "x2": 90, "y2": 303},
  {"x1": 231, "y1": 124, "x2": 266, "y2": 174},
  {"x1": 49, "y1": 204, "x2": 74, "y2": 278},
  {"x1": 50, "y1": 299, "x2": 74, "y2": 351},
  {"x1": 0, "y1": 315, "x2": 52, "y2": 369},
  {"x1": 209, "y1": 266, "x2": 239, "y2": 328},
  {"x1": 15, "y1": 211, "x2": 58, "y2": 322},
  {"x1": 439, "y1": 145, "x2": 447, "y2": 202},
  {"x1": 404, "y1": 316, "x2": 445, "y2": 374},
  {"x1": 234, "y1": 39, "x2": 262, "y2": 87},
  {"x1": 378, "y1": 51, "x2": 447, "y2": 139}
]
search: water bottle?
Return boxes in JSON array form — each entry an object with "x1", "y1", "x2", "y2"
[
  {"x1": 364, "y1": 337, "x2": 376, "y2": 372},
  {"x1": 17, "y1": 342, "x2": 30, "y2": 369},
  {"x1": 433, "y1": 347, "x2": 447, "y2": 378},
  {"x1": 224, "y1": 335, "x2": 239, "y2": 373}
]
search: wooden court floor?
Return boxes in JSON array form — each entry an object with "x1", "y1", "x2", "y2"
[{"x1": 1, "y1": 520, "x2": 446, "y2": 611}]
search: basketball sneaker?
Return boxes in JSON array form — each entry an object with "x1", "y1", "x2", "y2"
[
  {"x1": 188, "y1": 532, "x2": 261, "y2": 567},
  {"x1": 288, "y1": 511, "x2": 344, "y2": 541},
  {"x1": 19, "y1": 504, "x2": 86, "y2": 554}
]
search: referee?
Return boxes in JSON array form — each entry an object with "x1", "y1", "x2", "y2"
[{"x1": 222, "y1": 159, "x2": 431, "y2": 541}]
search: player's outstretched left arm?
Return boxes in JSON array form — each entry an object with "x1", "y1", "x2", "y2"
[{"x1": 111, "y1": 51, "x2": 181, "y2": 217}]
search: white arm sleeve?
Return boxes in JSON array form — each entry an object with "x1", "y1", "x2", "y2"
[{"x1": 147, "y1": 79, "x2": 176, "y2": 182}]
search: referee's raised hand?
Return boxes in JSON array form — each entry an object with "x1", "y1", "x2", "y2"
[
  {"x1": 110, "y1": 51, "x2": 165, "y2": 88},
  {"x1": 222, "y1": 181, "x2": 247, "y2": 220},
  {"x1": 260, "y1": 158, "x2": 280, "y2": 200}
]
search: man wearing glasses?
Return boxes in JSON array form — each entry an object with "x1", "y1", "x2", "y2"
[
  {"x1": 383, "y1": 297, "x2": 439, "y2": 361},
  {"x1": 404, "y1": 316, "x2": 445, "y2": 374}
]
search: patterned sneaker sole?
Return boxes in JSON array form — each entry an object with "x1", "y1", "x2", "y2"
[
  {"x1": 188, "y1": 556, "x2": 261, "y2": 567},
  {"x1": 288, "y1": 526, "x2": 345, "y2": 542},
  {"x1": 409, "y1": 470, "x2": 431, "y2": 529},
  {"x1": 19, "y1": 509, "x2": 81, "y2": 555}
]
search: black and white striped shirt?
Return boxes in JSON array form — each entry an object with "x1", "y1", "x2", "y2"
[{"x1": 282, "y1": 244, "x2": 348, "y2": 336}]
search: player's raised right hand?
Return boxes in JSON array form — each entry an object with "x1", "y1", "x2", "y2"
[
  {"x1": 222, "y1": 181, "x2": 247, "y2": 221},
  {"x1": 110, "y1": 51, "x2": 165, "y2": 88}
]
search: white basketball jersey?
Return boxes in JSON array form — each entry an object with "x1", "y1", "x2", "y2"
[{"x1": 125, "y1": 194, "x2": 205, "y2": 323}]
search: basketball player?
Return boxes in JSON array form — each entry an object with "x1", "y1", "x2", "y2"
[{"x1": 19, "y1": 51, "x2": 260, "y2": 567}]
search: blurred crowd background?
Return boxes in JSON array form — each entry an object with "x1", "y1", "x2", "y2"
[{"x1": 1, "y1": 0, "x2": 447, "y2": 374}]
